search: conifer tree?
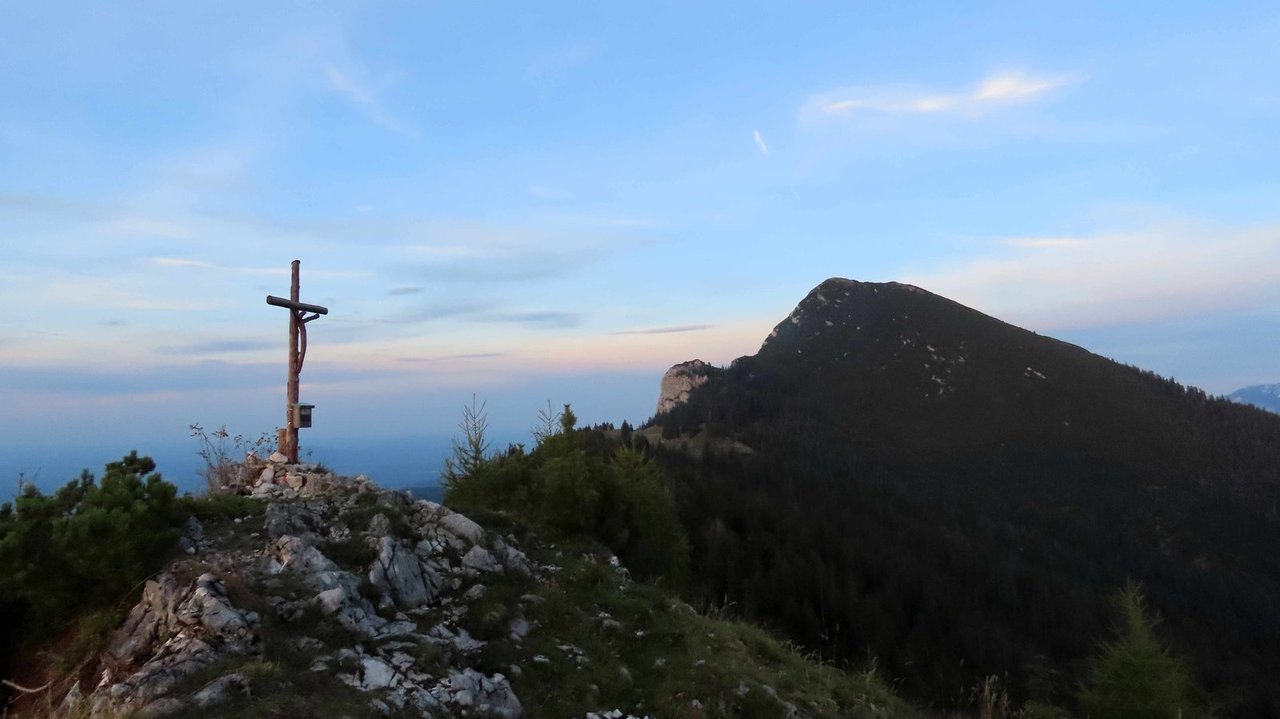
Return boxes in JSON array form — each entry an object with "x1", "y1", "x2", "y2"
[{"x1": 1077, "y1": 582, "x2": 1207, "y2": 719}]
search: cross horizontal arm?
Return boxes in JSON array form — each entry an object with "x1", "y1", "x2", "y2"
[{"x1": 266, "y1": 295, "x2": 329, "y2": 315}]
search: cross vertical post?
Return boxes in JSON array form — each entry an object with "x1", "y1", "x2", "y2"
[
  {"x1": 266, "y1": 260, "x2": 329, "y2": 463},
  {"x1": 286, "y1": 260, "x2": 301, "y2": 461}
]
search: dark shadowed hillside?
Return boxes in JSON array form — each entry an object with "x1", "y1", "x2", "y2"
[{"x1": 650, "y1": 278, "x2": 1280, "y2": 716}]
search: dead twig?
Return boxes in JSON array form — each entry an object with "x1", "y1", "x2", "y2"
[{"x1": 1, "y1": 679, "x2": 50, "y2": 694}]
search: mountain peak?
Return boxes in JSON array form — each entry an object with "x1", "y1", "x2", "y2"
[
  {"x1": 647, "y1": 279, "x2": 1280, "y2": 716},
  {"x1": 758, "y1": 277, "x2": 951, "y2": 359},
  {"x1": 1228, "y1": 383, "x2": 1280, "y2": 413},
  {"x1": 667, "y1": 277, "x2": 1280, "y2": 477}
]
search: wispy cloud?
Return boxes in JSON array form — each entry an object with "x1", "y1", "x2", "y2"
[
  {"x1": 402, "y1": 302, "x2": 582, "y2": 330},
  {"x1": 403, "y1": 302, "x2": 493, "y2": 323},
  {"x1": 164, "y1": 338, "x2": 278, "y2": 355},
  {"x1": 398, "y1": 353, "x2": 504, "y2": 363},
  {"x1": 0, "y1": 192, "x2": 100, "y2": 219},
  {"x1": 0, "y1": 361, "x2": 280, "y2": 397},
  {"x1": 405, "y1": 248, "x2": 602, "y2": 284},
  {"x1": 753, "y1": 130, "x2": 769, "y2": 155},
  {"x1": 97, "y1": 216, "x2": 194, "y2": 240},
  {"x1": 388, "y1": 286, "x2": 424, "y2": 296},
  {"x1": 39, "y1": 276, "x2": 208, "y2": 312},
  {"x1": 486, "y1": 310, "x2": 582, "y2": 329},
  {"x1": 804, "y1": 70, "x2": 1071, "y2": 121},
  {"x1": 612, "y1": 323, "x2": 715, "y2": 335},
  {"x1": 152, "y1": 142, "x2": 255, "y2": 194},
  {"x1": 150, "y1": 256, "x2": 370, "y2": 279},
  {"x1": 973, "y1": 72, "x2": 1063, "y2": 103},
  {"x1": 1001, "y1": 236, "x2": 1089, "y2": 249},
  {"x1": 0, "y1": 359, "x2": 402, "y2": 398},
  {"x1": 324, "y1": 63, "x2": 416, "y2": 137},
  {"x1": 903, "y1": 219, "x2": 1280, "y2": 330},
  {"x1": 153, "y1": 257, "x2": 216, "y2": 269}
]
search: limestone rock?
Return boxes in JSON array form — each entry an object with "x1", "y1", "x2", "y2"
[
  {"x1": 263, "y1": 501, "x2": 325, "y2": 540},
  {"x1": 367, "y1": 512, "x2": 393, "y2": 537},
  {"x1": 96, "y1": 571, "x2": 261, "y2": 717},
  {"x1": 462, "y1": 545, "x2": 501, "y2": 573},
  {"x1": 360, "y1": 656, "x2": 399, "y2": 691},
  {"x1": 192, "y1": 673, "x2": 248, "y2": 709},
  {"x1": 316, "y1": 587, "x2": 349, "y2": 614},
  {"x1": 432, "y1": 669, "x2": 522, "y2": 719},
  {"x1": 266, "y1": 535, "x2": 389, "y2": 637},
  {"x1": 58, "y1": 679, "x2": 84, "y2": 715},
  {"x1": 80, "y1": 469, "x2": 546, "y2": 718},
  {"x1": 270, "y1": 535, "x2": 340, "y2": 576},
  {"x1": 508, "y1": 616, "x2": 531, "y2": 642},
  {"x1": 183, "y1": 516, "x2": 204, "y2": 542},
  {"x1": 656, "y1": 359, "x2": 714, "y2": 414},
  {"x1": 176, "y1": 514, "x2": 203, "y2": 555},
  {"x1": 137, "y1": 696, "x2": 186, "y2": 717},
  {"x1": 497, "y1": 541, "x2": 535, "y2": 576},
  {"x1": 436, "y1": 509, "x2": 485, "y2": 547},
  {"x1": 368, "y1": 536, "x2": 439, "y2": 609},
  {"x1": 426, "y1": 624, "x2": 485, "y2": 658}
]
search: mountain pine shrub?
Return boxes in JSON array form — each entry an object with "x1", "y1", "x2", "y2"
[
  {"x1": 0, "y1": 451, "x2": 182, "y2": 626},
  {"x1": 443, "y1": 402, "x2": 688, "y2": 584}
]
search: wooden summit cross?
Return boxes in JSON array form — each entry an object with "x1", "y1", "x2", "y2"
[{"x1": 266, "y1": 260, "x2": 329, "y2": 463}]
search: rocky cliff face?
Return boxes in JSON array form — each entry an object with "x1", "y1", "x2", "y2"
[{"x1": 655, "y1": 360, "x2": 716, "y2": 415}]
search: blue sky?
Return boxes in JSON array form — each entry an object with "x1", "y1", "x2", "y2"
[{"x1": 4, "y1": 2, "x2": 1280, "y2": 488}]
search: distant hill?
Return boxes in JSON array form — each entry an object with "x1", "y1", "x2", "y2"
[
  {"x1": 1228, "y1": 382, "x2": 1280, "y2": 413},
  {"x1": 649, "y1": 278, "x2": 1280, "y2": 716}
]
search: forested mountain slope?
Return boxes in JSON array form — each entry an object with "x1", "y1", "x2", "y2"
[{"x1": 650, "y1": 278, "x2": 1280, "y2": 716}]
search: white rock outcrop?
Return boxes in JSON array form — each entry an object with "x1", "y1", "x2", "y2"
[
  {"x1": 656, "y1": 359, "x2": 713, "y2": 414},
  {"x1": 72, "y1": 467, "x2": 537, "y2": 718},
  {"x1": 368, "y1": 535, "x2": 440, "y2": 609},
  {"x1": 94, "y1": 573, "x2": 262, "y2": 717}
]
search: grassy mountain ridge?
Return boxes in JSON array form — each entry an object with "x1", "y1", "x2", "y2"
[
  {"x1": 1, "y1": 448, "x2": 930, "y2": 719},
  {"x1": 650, "y1": 278, "x2": 1280, "y2": 715}
]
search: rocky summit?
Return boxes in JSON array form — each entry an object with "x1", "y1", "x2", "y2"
[
  {"x1": 21, "y1": 451, "x2": 911, "y2": 719},
  {"x1": 70, "y1": 455, "x2": 530, "y2": 719}
]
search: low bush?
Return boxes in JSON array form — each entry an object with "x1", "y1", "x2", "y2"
[
  {"x1": 0, "y1": 451, "x2": 185, "y2": 693},
  {"x1": 0, "y1": 452, "x2": 183, "y2": 628},
  {"x1": 443, "y1": 403, "x2": 688, "y2": 585}
]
